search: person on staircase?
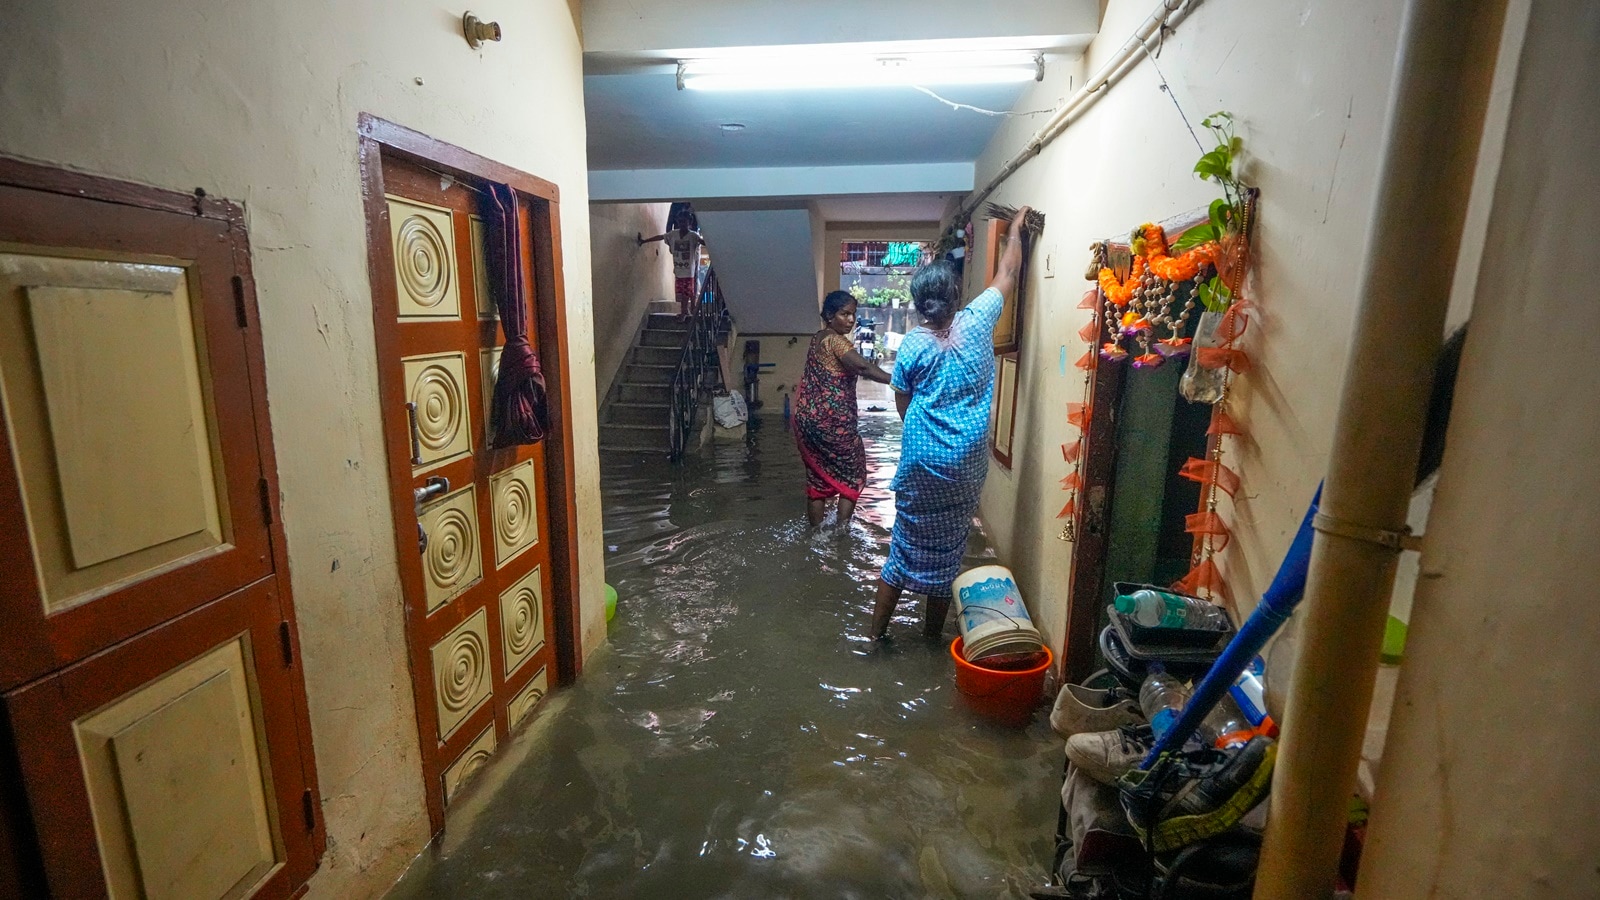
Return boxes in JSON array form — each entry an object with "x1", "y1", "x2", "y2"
[
  {"x1": 795, "y1": 291, "x2": 893, "y2": 527},
  {"x1": 637, "y1": 206, "x2": 708, "y2": 321},
  {"x1": 870, "y1": 206, "x2": 1031, "y2": 640}
]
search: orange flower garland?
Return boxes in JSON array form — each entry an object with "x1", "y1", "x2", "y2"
[
  {"x1": 1097, "y1": 256, "x2": 1145, "y2": 307},
  {"x1": 1141, "y1": 223, "x2": 1218, "y2": 282}
]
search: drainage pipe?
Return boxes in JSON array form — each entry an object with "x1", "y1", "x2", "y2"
[
  {"x1": 954, "y1": 0, "x2": 1197, "y2": 223},
  {"x1": 1252, "y1": 0, "x2": 1508, "y2": 895}
]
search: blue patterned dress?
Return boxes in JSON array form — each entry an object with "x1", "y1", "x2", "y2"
[{"x1": 882, "y1": 287, "x2": 1002, "y2": 596}]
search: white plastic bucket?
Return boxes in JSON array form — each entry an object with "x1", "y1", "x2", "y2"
[{"x1": 954, "y1": 565, "x2": 1045, "y2": 664}]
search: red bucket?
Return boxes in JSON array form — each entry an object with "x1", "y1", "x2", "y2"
[{"x1": 950, "y1": 636, "x2": 1053, "y2": 727}]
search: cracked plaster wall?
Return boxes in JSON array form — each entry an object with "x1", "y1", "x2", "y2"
[{"x1": 0, "y1": 1, "x2": 606, "y2": 896}]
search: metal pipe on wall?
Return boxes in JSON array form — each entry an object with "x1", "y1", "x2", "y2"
[
  {"x1": 954, "y1": 0, "x2": 1198, "y2": 223},
  {"x1": 1253, "y1": 0, "x2": 1509, "y2": 895}
]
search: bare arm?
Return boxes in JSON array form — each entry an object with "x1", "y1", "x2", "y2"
[
  {"x1": 986, "y1": 205, "x2": 1031, "y2": 301},
  {"x1": 840, "y1": 347, "x2": 892, "y2": 384},
  {"x1": 894, "y1": 389, "x2": 911, "y2": 420}
]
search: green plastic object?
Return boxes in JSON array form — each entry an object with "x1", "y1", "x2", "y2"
[
  {"x1": 1380, "y1": 615, "x2": 1408, "y2": 665},
  {"x1": 604, "y1": 583, "x2": 618, "y2": 622}
]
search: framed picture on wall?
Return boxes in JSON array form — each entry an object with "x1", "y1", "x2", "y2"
[
  {"x1": 985, "y1": 219, "x2": 1025, "y2": 353},
  {"x1": 990, "y1": 351, "x2": 1019, "y2": 467}
]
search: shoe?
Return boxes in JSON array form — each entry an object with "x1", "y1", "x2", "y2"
[
  {"x1": 1118, "y1": 736, "x2": 1277, "y2": 853},
  {"x1": 1066, "y1": 724, "x2": 1152, "y2": 786},
  {"x1": 1050, "y1": 683, "x2": 1143, "y2": 739},
  {"x1": 1163, "y1": 735, "x2": 1273, "y2": 818}
]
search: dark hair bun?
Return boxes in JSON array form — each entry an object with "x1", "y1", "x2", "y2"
[{"x1": 910, "y1": 260, "x2": 961, "y2": 322}]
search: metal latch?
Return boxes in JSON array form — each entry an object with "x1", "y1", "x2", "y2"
[{"x1": 413, "y1": 476, "x2": 449, "y2": 553}]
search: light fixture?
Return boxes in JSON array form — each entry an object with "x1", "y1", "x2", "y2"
[
  {"x1": 718, "y1": 122, "x2": 747, "y2": 133},
  {"x1": 675, "y1": 50, "x2": 1044, "y2": 92}
]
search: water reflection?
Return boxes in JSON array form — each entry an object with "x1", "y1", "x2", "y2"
[{"x1": 388, "y1": 400, "x2": 1060, "y2": 899}]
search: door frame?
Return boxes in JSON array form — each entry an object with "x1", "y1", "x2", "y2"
[
  {"x1": 355, "y1": 114, "x2": 584, "y2": 831},
  {"x1": 1062, "y1": 208, "x2": 1211, "y2": 681}
]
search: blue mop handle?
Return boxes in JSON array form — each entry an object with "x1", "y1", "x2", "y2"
[{"x1": 1138, "y1": 484, "x2": 1322, "y2": 768}]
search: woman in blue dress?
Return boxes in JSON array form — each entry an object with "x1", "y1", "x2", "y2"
[{"x1": 872, "y1": 207, "x2": 1030, "y2": 640}]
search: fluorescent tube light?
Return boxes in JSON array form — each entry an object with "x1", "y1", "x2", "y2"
[{"x1": 677, "y1": 51, "x2": 1043, "y2": 91}]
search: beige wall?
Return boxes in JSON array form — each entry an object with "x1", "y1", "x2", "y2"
[
  {"x1": 964, "y1": 0, "x2": 1412, "y2": 651},
  {"x1": 1359, "y1": 1, "x2": 1600, "y2": 894},
  {"x1": 740, "y1": 332, "x2": 813, "y2": 412},
  {"x1": 590, "y1": 202, "x2": 674, "y2": 398},
  {"x1": 0, "y1": 1, "x2": 604, "y2": 896}
]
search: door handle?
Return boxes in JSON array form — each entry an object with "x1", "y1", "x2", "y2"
[{"x1": 413, "y1": 476, "x2": 450, "y2": 553}]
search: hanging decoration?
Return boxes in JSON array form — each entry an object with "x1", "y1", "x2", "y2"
[
  {"x1": 1065, "y1": 111, "x2": 1261, "y2": 606},
  {"x1": 1057, "y1": 275, "x2": 1103, "y2": 541}
]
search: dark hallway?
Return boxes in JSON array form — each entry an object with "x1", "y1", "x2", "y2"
[{"x1": 390, "y1": 407, "x2": 1060, "y2": 897}]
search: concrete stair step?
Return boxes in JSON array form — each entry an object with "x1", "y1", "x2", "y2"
[
  {"x1": 640, "y1": 329, "x2": 687, "y2": 347},
  {"x1": 617, "y1": 382, "x2": 671, "y2": 403},
  {"x1": 599, "y1": 422, "x2": 669, "y2": 450},
  {"x1": 625, "y1": 363, "x2": 677, "y2": 385},
  {"x1": 606, "y1": 402, "x2": 671, "y2": 426},
  {"x1": 631, "y1": 345, "x2": 682, "y2": 366}
]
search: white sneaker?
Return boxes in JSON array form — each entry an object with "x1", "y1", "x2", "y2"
[
  {"x1": 1066, "y1": 724, "x2": 1153, "y2": 786},
  {"x1": 1049, "y1": 682, "x2": 1143, "y2": 740}
]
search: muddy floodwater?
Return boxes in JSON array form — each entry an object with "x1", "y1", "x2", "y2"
[{"x1": 389, "y1": 396, "x2": 1061, "y2": 899}]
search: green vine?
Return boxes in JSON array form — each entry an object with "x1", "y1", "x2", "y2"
[{"x1": 1172, "y1": 112, "x2": 1247, "y2": 312}]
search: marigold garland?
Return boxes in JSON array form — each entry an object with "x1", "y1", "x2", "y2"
[{"x1": 1097, "y1": 256, "x2": 1145, "y2": 307}]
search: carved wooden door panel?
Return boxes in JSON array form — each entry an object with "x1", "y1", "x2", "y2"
[
  {"x1": 0, "y1": 163, "x2": 322, "y2": 897},
  {"x1": 371, "y1": 154, "x2": 557, "y2": 831}
]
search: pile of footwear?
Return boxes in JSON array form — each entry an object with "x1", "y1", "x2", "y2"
[{"x1": 1036, "y1": 632, "x2": 1276, "y2": 899}]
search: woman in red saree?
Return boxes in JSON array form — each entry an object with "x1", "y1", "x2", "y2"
[{"x1": 795, "y1": 291, "x2": 893, "y2": 526}]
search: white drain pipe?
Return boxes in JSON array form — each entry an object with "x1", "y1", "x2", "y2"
[
  {"x1": 955, "y1": 0, "x2": 1197, "y2": 222},
  {"x1": 1253, "y1": 0, "x2": 1509, "y2": 895}
]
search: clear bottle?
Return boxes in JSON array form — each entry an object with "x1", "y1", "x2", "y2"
[
  {"x1": 1179, "y1": 309, "x2": 1228, "y2": 403},
  {"x1": 1201, "y1": 693, "x2": 1253, "y2": 750},
  {"x1": 1139, "y1": 664, "x2": 1190, "y2": 741},
  {"x1": 1115, "y1": 588, "x2": 1230, "y2": 631}
]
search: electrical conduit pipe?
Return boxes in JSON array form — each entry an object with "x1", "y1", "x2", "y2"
[
  {"x1": 955, "y1": 0, "x2": 1200, "y2": 223},
  {"x1": 1253, "y1": 0, "x2": 1509, "y2": 895}
]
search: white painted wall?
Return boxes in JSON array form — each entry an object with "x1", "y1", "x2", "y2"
[
  {"x1": 964, "y1": 0, "x2": 1410, "y2": 652},
  {"x1": 0, "y1": 1, "x2": 601, "y2": 896},
  {"x1": 697, "y1": 209, "x2": 822, "y2": 333},
  {"x1": 589, "y1": 202, "x2": 675, "y2": 397},
  {"x1": 589, "y1": 162, "x2": 975, "y2": 203},
  {"x1": 1359, "y1": 2, "x2": 1600, "y2": 893}
]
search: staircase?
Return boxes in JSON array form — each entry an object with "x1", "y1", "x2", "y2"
[{"x1": 599, "y1": 305, "x2": 688, "y2": 450}]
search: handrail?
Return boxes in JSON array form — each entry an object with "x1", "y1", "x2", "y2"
[{"x1": 667, "y1": 266, "x2": 731, "y2": 460}]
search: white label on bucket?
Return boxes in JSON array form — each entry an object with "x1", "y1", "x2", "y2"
[{"x1": 957, "y1": 575, "x2": 1032, "y2": 634}]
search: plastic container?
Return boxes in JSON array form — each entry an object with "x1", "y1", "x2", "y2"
[
  {"x1": 953, "y1": 565, "x2": 1045, "y2": 665},
  {"x1": 604, "y1": 583, "x2": 618, "y2": 622},
  {"x1": 950, "y1": 637, "x2": 1053, "y2": 727},
  {"x1": 1202, "y1": 694, "x2": 1253, "y2": 749},
  {"x1": 1180, "y1": 310, "x2": 1228, "y2": 403},
  {"x1": 1109, "y1": 583, "x2": 1234, "y2": 651},
  {"x1": 1116, "y1": 587, "x2": 1230, "y2": 632},
  {"x1": 1139, "y1": 664, "x2": 1190, "y2": 741}
]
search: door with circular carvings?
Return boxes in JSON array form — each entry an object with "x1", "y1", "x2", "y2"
[{"x1": 370, "y1": 154, "x2": 557, "y2": 831}]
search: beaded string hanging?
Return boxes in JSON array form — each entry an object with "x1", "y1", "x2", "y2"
[
  {"x1": 1097, "y1": 223, "x2": 1217, "y2": 368},
  {"x1": 1173, "y1": 191, "x2": 1259, "y2": 605}
]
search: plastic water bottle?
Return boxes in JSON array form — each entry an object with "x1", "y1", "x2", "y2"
[
  {"x1": 1115, "y1": 588, "x2": 1229, "y2": 631},
  {"x1": 1201, "y1": 694, "x2": 1253, "y2": 750},
  {"x1": 1139, "y1": 664, "x2": 1190, "y2": 741}
]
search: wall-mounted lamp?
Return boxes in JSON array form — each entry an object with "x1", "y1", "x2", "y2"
[{"x1": 463, "y1": 12, "x2": 502, "y2": 49}]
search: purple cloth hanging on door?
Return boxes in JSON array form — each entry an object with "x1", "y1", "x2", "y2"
[{"x1": 488, "y1": 184, "x2": 548, "y2": 447}]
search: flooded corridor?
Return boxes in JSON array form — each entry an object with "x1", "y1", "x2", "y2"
[{"x1": 390, "y1": 399, "x2": 1061, "y2": 898}]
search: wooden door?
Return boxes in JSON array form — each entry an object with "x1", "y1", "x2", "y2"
[
  {"x1": 366, "y1": 150, "x2": 559, "y2": 831},
  {"x1": 0, "y1": 160, "x2": 322, "y2": 896}
]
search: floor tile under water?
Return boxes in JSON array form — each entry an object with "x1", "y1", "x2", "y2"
[{"x1": 388, "y1": 405, "x2": 1061, "y2": 899}]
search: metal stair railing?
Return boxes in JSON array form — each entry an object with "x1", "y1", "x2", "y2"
[{"x1": 667, "y1": 266, "x2": 731, "y2": 460}]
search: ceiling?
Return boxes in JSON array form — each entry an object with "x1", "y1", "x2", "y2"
[{"x1": 584, "y1": 75, "x2": 1037, "y2": 171}]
